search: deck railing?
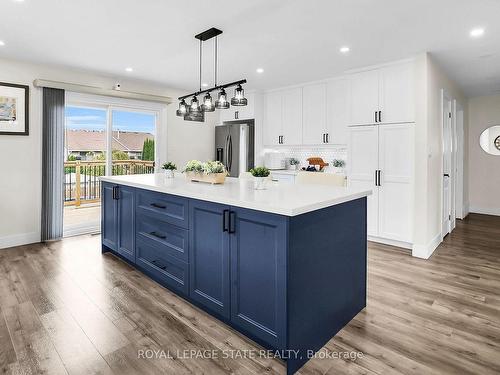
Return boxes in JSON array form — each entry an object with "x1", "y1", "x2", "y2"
[{"x1": 64, "y1": 160, "x2": 155, "y2": 206}]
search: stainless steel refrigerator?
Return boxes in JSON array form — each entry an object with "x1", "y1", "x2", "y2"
[{"x1": 215, "y1": 122, "x2": 255, "y2": 177}]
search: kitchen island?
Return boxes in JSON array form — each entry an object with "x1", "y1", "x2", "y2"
[{"x1": 100, "y1": 173, "x2": 370, "y2": 374}]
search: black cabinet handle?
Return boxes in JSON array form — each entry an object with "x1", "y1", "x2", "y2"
[
  {"x1": 375, "y1": 111, "x2": 378, "y2": 123},
  {"x1": 326, "y1": 133, "x2": 329, "y2": 143},
  {"x1": 379, "y1": 111, "x2": 382, "y2": 123},
  {"x1": 229, "y1": 211, "x2": 236, "y2": 234},
  {"x1": 443, "y1": 173, "x2": 450, "y2": 178},
  {"x1": 113, "y1": 186, "x2": 120, "y2": 200},
  {"x1": 222, "y1": 209, "x2": 229, "y2": 232},
  {"x1": 375, "y1": 170, "x2": 378, "y2": 186},
  {"x1": 377, "y1": 170, "x2": 382, "y2": 187},
  {"x1": 150, "y1": 203, "x2": 166, "y2": 209},
  {"x1": 150, "y1": 231, "x2": 166, "y2": 239}
]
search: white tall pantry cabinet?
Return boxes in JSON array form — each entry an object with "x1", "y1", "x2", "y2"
[{"x1": 348, "y1": 60, "x2": 415, "y2": 248}]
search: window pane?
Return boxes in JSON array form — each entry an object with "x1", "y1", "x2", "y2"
[
  {"x1": 111, "y1": 110, "x2": 156, "y2": 175},
  {"x1": 64, "y1": 106, "x2": 107, "y2": 232}
]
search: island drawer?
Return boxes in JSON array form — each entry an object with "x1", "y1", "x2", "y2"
[
  {"x1": 136, "y1": 214, "x2": 188, "y2": 262},
  {"x1": 136, "y1": 237, "x2": 188, "y2": 295},
  {"x1": 136, "y1": 189, "x2": 188, "y2": 229}
]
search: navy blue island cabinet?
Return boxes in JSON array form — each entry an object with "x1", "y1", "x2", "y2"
[{"x1": 101, "y1": 182, "x2": 367, "y2": 375}]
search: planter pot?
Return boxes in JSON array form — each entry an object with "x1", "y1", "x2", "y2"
[
  {"x1": 288, "y1": 165, "x2": 299, "y2": 171},
  {"x1": 185, "y1": 171, "x2": 227, "y2": 184},
  {"x1": 332, "y1": 167, "x2": 345, "y2": 174},
  {"x1": 164, "y1": 169, "x2": 175, "y2": 178},
  {"x1": 253, "y1": 177, "x2": 267, "y2": 190}
]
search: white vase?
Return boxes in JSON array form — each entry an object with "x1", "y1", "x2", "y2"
[
  {"x1": 164, "y1": 169, "x2": 175, "y2": 178},
  {"x1": 253, "y1": 177, "x2": 267, "y2": 190}
]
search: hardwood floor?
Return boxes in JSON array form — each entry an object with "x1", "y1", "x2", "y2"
[{"x1": 1, "y1": 213, "x2": 499, "y2": 375}]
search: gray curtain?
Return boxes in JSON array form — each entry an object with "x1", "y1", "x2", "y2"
[{"x1": 41, "y1": 88, "x2": 65, "y2": 241}]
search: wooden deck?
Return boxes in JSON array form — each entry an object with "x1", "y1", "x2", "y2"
[
  {"x1": 0, "y1": 214, "x2": 499, "y2": 374},
  {"x1": 64, "y1": 204, "x2": 101, "y2": 228}
]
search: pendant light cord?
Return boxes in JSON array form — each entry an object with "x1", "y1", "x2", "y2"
[
  {"x1": 199, "y1": 39, "x2": 202, "y2": 92},
  {"x1": 214, "y1": 36, "x2": 218, "y2": 87}
]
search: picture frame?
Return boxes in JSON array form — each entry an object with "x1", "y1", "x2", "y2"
[{"x1": 0, "y1": 82, "x2": 29, "y2": 136}]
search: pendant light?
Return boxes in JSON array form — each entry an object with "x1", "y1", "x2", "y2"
[
  {"x1": 202, "y1": 92, "x2": 215, "y2": 112},
  {"x1": 231, "y1": 84, "x2": 247, "y2": 106},
  {"x1": 176, "y1": 99, "x2": 188, "y2": 116},
  {"x1": 189, "y1": 95, "x2": 201, "y2": 113},
  {"x1": 175, "y1": 28, "x2": 247, "y2": 121},
  {"x1": 215, "y1": 88, "x2": 230, "y2": 109}
]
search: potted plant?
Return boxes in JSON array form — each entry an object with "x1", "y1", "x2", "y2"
[
  {"x1": 250, "y1": 166, "x2": 270, "y2": 190},
  {"x1": 162, "y1": 161, "x2": 177, "y2": 178},
  {"x1": 184, "y1": 160, "x2": 227, "y2": 184},
  {"x1": 289, "y1": 158, "x2": 300, "y2": 170},
  {"x1": 332, "y1": 159, "x2": 346, "y2": 174}
]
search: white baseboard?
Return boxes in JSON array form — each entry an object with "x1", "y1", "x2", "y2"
[
  {"x1": 0, "y1": 232, "x2": 41, "y2": 250},
  {"x1": 463, "y1": 202, "x2": 470, "y2": 218},
  {"x1": 368, "y1": 235, "x2": 412, "y2": 250},
  {"x1": 412, "y1": 233, "x2": 441, "y2": 259},
  {"x1": 469, "y1": 206, "x2": 500, "y2": 217}
]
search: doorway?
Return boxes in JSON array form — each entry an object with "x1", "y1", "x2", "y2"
[
  {"x1": 63, "y1": 93, "x2": 160, "y2": 237},
  {"x1": 441, "y1": 90, "x2": 454, "y2": 239}
]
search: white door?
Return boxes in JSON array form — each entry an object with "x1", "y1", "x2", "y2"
[
  {"x1": 348, "y1": 126, "x2": 379, "y2": 236},
  {"x1": 302, "y1": 83, "x2": 327, "y2": 145},
  {"x1": 442, "y1": 93, "x2": 452, "y2": 238},
  {"x1": 281, "y1": 88, "x2": 303, "y2": 145},
  {"x1": 263, "y1": 91, "x2": 282, "y2": 146},
  {"x1": 378, "y1": 123, "x2": 413, "y2": 243},
  {"x1": 326, "y1": 78, "x2": 350, "y2": 145},
  {"x1": 378, "y1": 62, "x2": 415, "y2": 124},
  {"x1": 349, "y1": 69, "x2": 379, "y2": 126}
]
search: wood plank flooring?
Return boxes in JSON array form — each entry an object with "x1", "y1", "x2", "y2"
[{"x1": 0, "y1": 213, "x2": 499, "y2": 375}]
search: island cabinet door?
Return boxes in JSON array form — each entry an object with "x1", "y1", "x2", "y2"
[
  {"x1": 229, "y1": 208, "x2": 287, "y2": 349},
  {"x1": 189, "y1": 200, "x2": 231, "y2": 319},
  {"x1": 116, "y1": 185, "x2": 135, "y2": 262},
  {"x1": 102, "y1": 183, "x2": 118, "y2": 251}
]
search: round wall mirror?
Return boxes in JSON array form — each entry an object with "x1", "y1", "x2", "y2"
[{"x1": 479, "y1": 125, "x2": 500, "y2": 155}]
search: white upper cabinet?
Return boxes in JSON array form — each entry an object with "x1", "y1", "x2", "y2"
[
  {"x1": 263, "y1": 91, "x2": 282, "y2": 146},
  {"x1": 326, "y1": 78, "x2": 350, "y2": 145},
  {"x1": 264, "y1": 88, "x2": 302, "y2": 146},
  {"x1": 349, "y1": 69, "x2": 380, "y2": 126},
  {"x1": 378, "y1": 63, "x2": 414, "y2": 124},
  {"x1": 348, "y1": 61, "x2": 415, "y2": 126},
  {"x1": 281, "y1": 88, "x2": 303, "y2": 145},
  {"x1": 219, "y1": 92, "x2": 255, "y2": 123},
  {"x1": 302, "y1": 83, "x2": 327, "y2": 145}
]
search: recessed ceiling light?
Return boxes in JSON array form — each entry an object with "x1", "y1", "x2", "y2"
[
  {"x1": 201, "y1": 83, "x2": 208, "y2": 87},
  {"x1": 256, "y1": 68, "x2": 264, "y2": 74},
  {"x1": 125, "y1": 67, "x2": 133, "y2": 72},
  {"x1": 340, "y1": 46, "x2": 350, "y2": 53},
  {"x1": 470, "y1": 27, "x2": 485, "y2": 38},
  {"x1": 0, "y1": 41, "x2": 5, "y2": 46}
]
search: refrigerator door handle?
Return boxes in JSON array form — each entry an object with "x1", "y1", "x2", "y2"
[
  {"x1": 224, "y1": 134, "x2": 229, "y2": 169},
  {"x1": 228, "y1": 134, "x2": 233, "y2": 173}
]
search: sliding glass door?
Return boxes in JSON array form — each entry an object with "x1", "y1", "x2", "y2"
[{"x1": 63, "y1": 97, "x2": 159, "y2": 237}]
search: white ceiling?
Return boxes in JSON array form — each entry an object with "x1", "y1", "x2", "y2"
[{"x1": 1, "y1": 0, "x2": 499, "y2": 96}]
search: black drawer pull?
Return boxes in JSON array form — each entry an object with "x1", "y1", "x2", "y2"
[
  {"x1": 150, "y1": 202, "x2": 167, "y2": 209},
  {"x1": 150, "y1": 231, "x2": 166, "y2": 239},
  {"x1": 152, "y1": 259, "x2": 167, "y2": 270}
]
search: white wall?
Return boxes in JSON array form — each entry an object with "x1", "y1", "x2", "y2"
[
  {"x1": 412, "y1": 53, "x2": 468, "y2": 259},
  {"x1": 0, "y1": 57, "x2": 216, "y2": 249},
  {"x1": 468, "y1": 95, "x2": 500, "y2": 216}
]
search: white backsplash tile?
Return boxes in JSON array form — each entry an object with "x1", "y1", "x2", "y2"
[{"x1": 264, "y1": 146, "x2": 347, "y2": 169}]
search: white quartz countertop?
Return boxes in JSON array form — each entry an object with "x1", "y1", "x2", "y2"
[{"x1": 100, "y1": 173, "x2": 371, "y2": 216}]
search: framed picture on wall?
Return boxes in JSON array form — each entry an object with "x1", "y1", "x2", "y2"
[{"x1": 0, "y1": 82, "x2": 29, "y2": 136}]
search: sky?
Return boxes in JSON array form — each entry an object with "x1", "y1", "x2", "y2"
[{"x1": 65, "y1": 106, "x2": 155, "y2": 133}]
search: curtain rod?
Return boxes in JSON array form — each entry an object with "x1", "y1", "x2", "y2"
[{"x1": 33, "y1": 79, "x2": 173, "y2": 104}]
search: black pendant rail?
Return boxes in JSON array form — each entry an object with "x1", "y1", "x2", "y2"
[{"x1": 177, "y1": 79, "x2": 247, "y2": 101}]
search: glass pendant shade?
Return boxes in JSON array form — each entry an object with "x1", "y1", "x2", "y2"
[
  {"x1": 176, "y1": 99, "x2": 188, "y2": 116},
  {"x1": 202, "y1": 92, "x2": 215, "y2": 112},
  {"x1": 215, "y1": 88, "x2": 230, "y2": 109},
  {"x1": 231, "y1": 84, "x2": 247, "y2": 106},
  {"x1": 189, "y1": 96, "x2": 202, "y2": 113}
]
